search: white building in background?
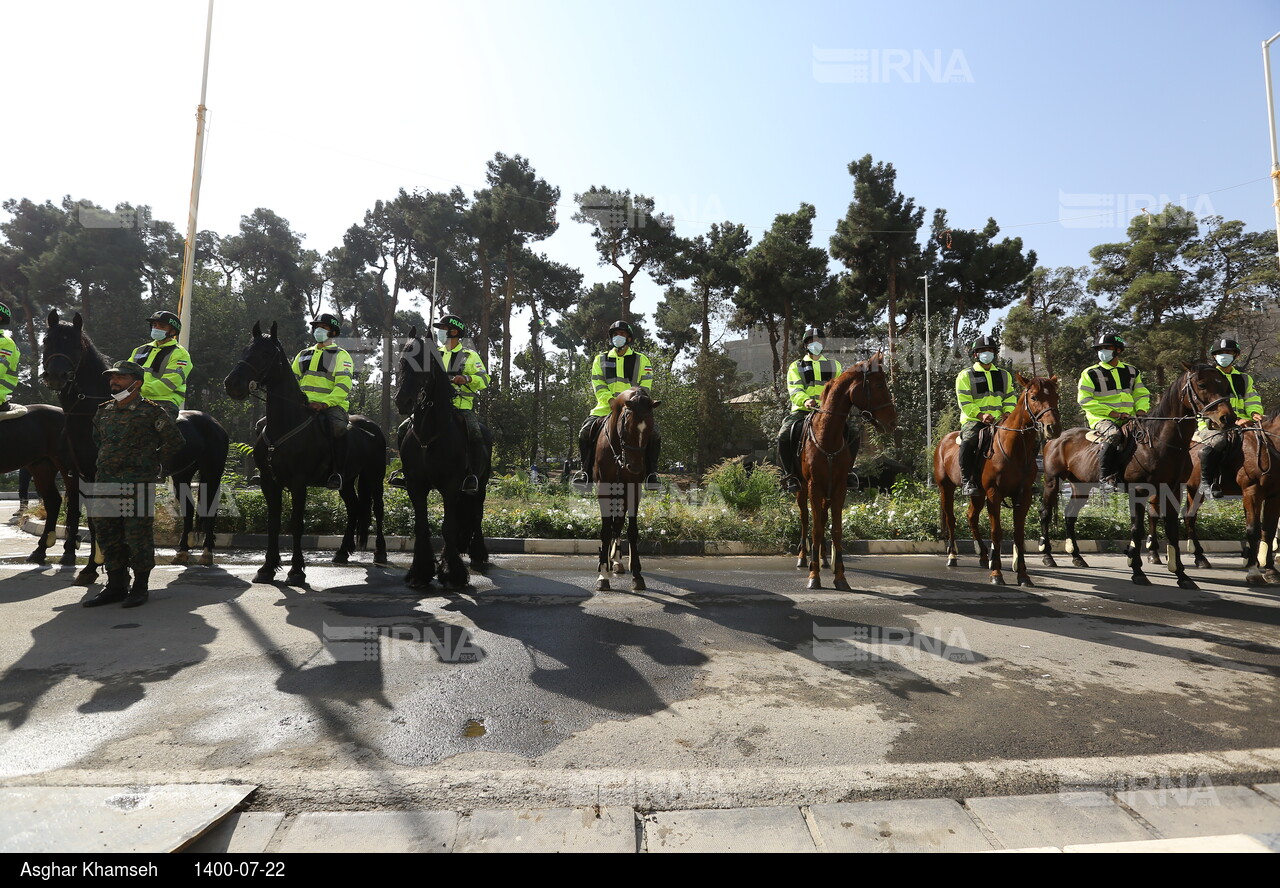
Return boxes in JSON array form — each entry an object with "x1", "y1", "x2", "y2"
[{"x1": 721, "y1": 325, "x2": 874, "y2": 388}]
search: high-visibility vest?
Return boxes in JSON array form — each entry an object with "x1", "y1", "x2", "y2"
[
  {"x1": 130, "y1": 340, "x2": 191, "y2": 408},
  {"x1": 0, "y1": 333, "x2": 18, "y2": 402},
  {"x1": 438, "y1": 343, "x2": 489, "y2": 410},
  {"x1": 955, "y1": 363, "x2": 1017, "y2": 423},
  {"x1": 590, "y1": 348, "x2": 653, "y2": 417},
  {"x1": 1077, "y1": 361, "x2": 1151, "y2": 427},
  {"x1": 1197, "y1": 365, "x2": 1261, "y2": 429},
  {"x1": 291, "y1": 344, "x2": 353, "y2": 410},
  {"x1": 787, "y1": 355, "x2": 841, "y2": 412}
]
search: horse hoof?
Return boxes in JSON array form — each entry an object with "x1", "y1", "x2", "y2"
[
  {"x1": 197, "y1": 551, "x2": 213, "y2": 567},
  {"x1": 1176, "y1": 577, "x2": 1199, "y2": 590},
  {"x1": 1246, "y1": 573, "x2": 1269, "y2": 587},
  {"x1": 286, "y1": 570, "x2": 307, "y2": 586},
  {"x1": 1018, "y1": 576, "x2": 1035, "y2": 587},
  {"x1": 1194, "y1": 558, "x2": 1212, "y2": 569},
  {"x1": 1071, "y1": 557, "x2": 1090, "y2": 568},
  {"x1": 807, "y1": 578, "x2": 821, "y2": 589},
  {"x1": 331, "y1": 553, "x2": 350, "y2": 565},
  {"x1": 990, "y1": 575, "x2": 1006, "y2": 586},
  {"x1": 1041, "y1": 556, "x2": 1058, "y2": 568},
  {"x1": 633, "y1": 577, "x2": 646, "y2": 591},
  {"x1": 946, "y1": 558, "x2": 959, "y2": 568},
  {"x1": 72, "y1": 569, "x2": 96, "y2": 587},
  {"x1": 794, "y1": 558, "x2": 806, "y2": 570},
  {"x1": 26, "y1": 551, "x2": 47, "y2": 565},
  {"x1": 375, "y1": 549, "x2": 390, "y2": 566},
  {"x1": 1132, "y1": 574, "x2": 1152, "y2": 586},
  {"x1": 596, "y1": 580, "x2": 611, "y2": 592},
  {"x1": 172, "y1": 551, "x2": 190, "y2": 565},
  {"x1": 404, "y1": 571, "x2": 433, "y2": 588},
  {"x1": 59, "y1": 553, "x2": 77, "y2": 567},
  {"x1": 834, "y1": 578, "x2": 852, "y2": 592},
  {"x1": 253, "y1": 567, "x2": 276, "y2": 584}
]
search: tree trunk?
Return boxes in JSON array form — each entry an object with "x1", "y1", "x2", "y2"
[
  {"x1": 886, "y1": 269, "x2": 899, "y2": 383},
  {"x1": 479, "y1": 261, "x2": 493, "y2": 383},
  {"x1": 502, "y1": 244, "x2": 515, "y2": 391}
]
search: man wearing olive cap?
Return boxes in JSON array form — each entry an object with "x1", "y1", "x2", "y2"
[
  {"x1": 82, "y1": 360, "x2": 185, "y2": 609},
  {"x1": 129, "y1": 309, "x2": 191, "y2": 421}
]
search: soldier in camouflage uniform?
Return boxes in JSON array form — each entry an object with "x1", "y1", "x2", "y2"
[{"x1": 82, "y1": 361, "x2": 185, "y2": 609}]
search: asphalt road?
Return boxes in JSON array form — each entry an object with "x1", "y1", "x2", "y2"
[{"x1": 1, "y1": 524, "x2": 1278, "y2": 811}]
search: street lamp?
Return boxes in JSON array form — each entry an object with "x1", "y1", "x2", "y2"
[
  {"x1": 919, "y1": 274, "x2": 932, "y2": 484},
  {"x1": 1264, "y1": 32, "x2": 1280, "y2": 267}
]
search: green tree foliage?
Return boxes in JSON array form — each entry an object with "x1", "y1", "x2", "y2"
[{"x1": 929, "y1": 212, "x2": 1037, "y2": 341}]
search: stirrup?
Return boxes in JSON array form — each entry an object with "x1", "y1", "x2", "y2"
[
  {"x1": 1203, "y1": 482, "x2": 1222, "y2": 500},
  {"x1": 783, "y1": 475, "x2": 801, "y2": 493},
  {"x1": 959, "y1": 479, "x2": 979, "y2": 496},
  {"x1": 643, "y1": 473, "x2": 662, "y2": 491},
  {"x1": 325, "y1": 473, "x2": 343, "y2": 490},
  {"x1": 461, "y1": 474, "x2": 480, "y2": 494},
  {"x1": 1099, "y1": 476, "x2": 1118, "y2": 494},
  {"x1": 571, "y1": 471, "x2": 591, "y2": 492},
  {"x1": 387, "y1": 470, "x2": 406, "y2": 489}
]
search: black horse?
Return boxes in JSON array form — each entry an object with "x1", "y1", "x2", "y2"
[
  {"x1": 394, "y1": 328, "x2": 491, "y2": 589},
  {"x1": 224, "y1": 321, "x2": 388, "y2": 585},
  {"x1": 42, "y1": 311, "x2": 231, "y2": 575},
  {"x1": 0, "y1": 405, "x2": 78, "y2": 565}
]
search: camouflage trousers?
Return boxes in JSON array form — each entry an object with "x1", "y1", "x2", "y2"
[{"x1": 96, "y1": 517, "x2": 156, "y2": 572}]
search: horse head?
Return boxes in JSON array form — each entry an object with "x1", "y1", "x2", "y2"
[
  {"x1": 396, "y1": 326, "x2": 455, "y2": 443},
  {"x1": 40, "y1": 310, "x2": 87, "y2": 391},
  {"x1": 849, "y1": 351, "x2": 897, "y2": 436},
  {"x1": 1180, "y1": 361, "x2": 1235, "y2": 430},
  {"x1": 1016, "y1": 372, "x2": 1061, "y2": 440},
  {"x1": 224, "y1": 321, "x2": 285, "y2": 400},
  {"x1": 394, "y1": 326, "x2": 427, "y2": 416},
  {"x1": 608, "y1": 387, "x2": 660, "y2": 476}
]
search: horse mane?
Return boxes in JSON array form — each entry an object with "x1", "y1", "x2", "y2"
[
  {"x1": 48, "y1": 322, "x2": 112, "y2": 369},
  {"x1": 1151, "y1": 363, "x2": 1212, "y2": 418}
]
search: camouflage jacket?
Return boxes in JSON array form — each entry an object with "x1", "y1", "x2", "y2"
[{"x1": 92, "y1": 397, "x2": 185, "y2": 482}]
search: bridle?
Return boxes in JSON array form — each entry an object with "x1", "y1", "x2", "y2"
[
  {"x1": 608, "y1": 397, "x2": 651, "y2": 475},
  {"x1": 812, "y1": 359, "x2": 894, "y2": 435}
]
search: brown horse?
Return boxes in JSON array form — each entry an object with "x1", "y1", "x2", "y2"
[
  {"x1": 795, "y1": 352, "x2": 897, "y2": 591},
  {"x1": 592, "y1": 387, "x2": 660, "y2": 592},
  {"x1": 1183, "y1": 412, "x2": 1280, "y2": 584},
  {"x1": 1038, "y1": 363, "x2": 1235, "y2": 589},
  {"x1": 935, "y1": 374, "x2": 1061, "y2": 586}
]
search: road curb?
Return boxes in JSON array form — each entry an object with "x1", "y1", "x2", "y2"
[{"x1": 17, "y1": 517, "x2": 1251, "y2": 556}]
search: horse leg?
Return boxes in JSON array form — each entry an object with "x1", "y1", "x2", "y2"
[
  {"x1": 285, "y1": 484, "x2": 308, "y2": 586},
  {"x1": 1260, "y1": 493, "x2": 1280, "y2": 584},
  {"x1": 1160, "y1": 484, "x2": 1196, "y2": 590},
  {"x1": 941, "y1": 481, "x2": 961, "y2": 568},
  {"x1": 332, "y1": 483, "x2": 358, "y2": 564},
  {"x1": 74, "y1": 508, "x2": 100, "y2": 586},
  {"x1": 628, "y1": 511, "x2": 645, "y2": 591},
  {"x1": 439, "y1": 501, "x2": 469, "y2": 589},
  {"x1": 1127, "y1": 486, "x2": 1151, "y2": 586},
  {"x1": 372, "y1": 484, "x2": 389, "y2": 566},
  {"x1": 172, "y1": 477, "x2": 192, "y2": 565},
  {"x1": 596, "y1": 512, "x2": 614, "y2": 592},
  {"x1": 1145, "y1": 495, "x2": 1162, "y2": 565},
  {"x1": 256, "y1": 480, "x2": 283, "y2": 583},
  {"x1": 987, "y1": 497, "x2": 1005, "y2": 586},
  {"x1": 807, "y1": 493, "x2": 827, "y2": 590},
  {"x1": 1039, "y1": 475, "x2": 1059, "y2": 567},
  {"x1": 26, "y1": 462, "x2": 59, "y2": 564},
  {"x1": 966, "y1": 496, "x2": 988, "y2": 570},
  {"x1": 198, "y1": 475, "x2": 221, "y2": 567},
  {"x1": 1013, "y1": 487, "x2": 1034, "y2": 587},
  {"x1": 1063, "y1": 492, "x2": 1091, "y2": 568},
  {"x1": 1184, "y1": 483, "x2": 1212, "y2": 569},
  {"x1": 831, "y1": 491, "x2": 850, "y2": 592},
  {"x1": 1242, "y1": 487, "x2": 1267, "y2": 586},
  {"x1": 795, "y1": 489, "x2": 810, "y2": 570},
  {"x1": 59, "y1": 469, "x2": 79, "y2": 567},
  {"x1": 404, "y1": 482, "x2": 435, "y2": 588}
]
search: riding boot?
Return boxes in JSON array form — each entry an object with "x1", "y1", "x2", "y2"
[
  {"x1": 643, "y1": 432, "x2": 662, "y2": 491},
  {"x1": 83, "y1": 569, "x2": 129, "y2": 608},
  {"x1": 1200, "y1": 445, "x2": 1226, "y2": 500},
  {"x1": 122, "y1": 569, "x2": 150, "y2": 609},
  {"x1": 958, "y1": 437, "x2": 981, "y2": 496},
  {"x1": 778, "y1": 424, "x2": 800, "y2": 493},
  {"x1": 572, "y1": 421, "x2": 595, "y2": 489},
  {"x1": 461, "y1": 442, "x2": 485, "y2": 495},
  {"x1": 326, "y1": 431, "x2": 346, "y2": 491},
  {"x1": 1098, "y1": 441, "x2": 1122, "y2": 493}
]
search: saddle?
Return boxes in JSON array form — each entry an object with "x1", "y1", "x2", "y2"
[
  {"x1": 0, "y1": 404, "x2": 29, "y2": 422},
  {"x1": 978, "y1": 423, "x2": 995, "y2": 457}
]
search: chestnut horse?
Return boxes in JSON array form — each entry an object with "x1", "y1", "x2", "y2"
[
  {"x1": 1182, "y1": 412, "x2": 1280, "y2": 585},
  {"x1": 592, "y1": 387, "x2": 660, "y2": 592},
  {"x1": 1038, "y1": 363, "x2": 1234, "y2": 589},
  {"x1": 934, "y1": 374, "x2": 1061, "y2": 586},
  {"x1": 795, "y1": 352, "x2": 897, "y2": 590}
]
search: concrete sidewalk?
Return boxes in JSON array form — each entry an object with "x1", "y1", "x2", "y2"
[{"x1": 183, "y1": 782, "x2": 1280, "y2": 852}]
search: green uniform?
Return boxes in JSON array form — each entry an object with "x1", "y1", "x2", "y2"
[
  {"x1": 1077, "y1": 360, "x2": 1151, "y2": 431},
  {"x1": 590, "y1": 348, "x2": 653, "y2": 416},
  {"x1": 129, "y1": 338, "x2": 191, "y2": 416},
  {"x1": 91, "y1": 397, "x2": 185, "y2": 573},
  {"x1": 0, "y1": 331, "x2": 18, "y2": 404}
]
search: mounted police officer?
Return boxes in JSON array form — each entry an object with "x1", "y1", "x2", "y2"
[
  {"x1": 955, "y1": 335, "x2": 1017, "y2": 496},
  {"x1": 572, "y1": 320, "x2": 661, "y2": 490},
  {"x1": 1077, "y1": 333, "x2": 1151, "y2": 493},
  {"x1": 432, "y1": 314, "x2": 491, "y2": 495},
  {"x1": 82, "y1": 361, "x2": 184, "y2": 609},
  {"x1": 0, "y1": 301, "x2": 18, "y2": 412},
  {"x1": 1196, "y1": 338, "x2": 1264, "y2": 499},
  {"x1": 128, "y1": 309, "x2": 191, "y2": 421},
  {"x1": 777, "y1": 327, "x2": 856, "y2": 493},
  {"x1": 292, "y1": 313, "x2": 353, "y2": 490}
]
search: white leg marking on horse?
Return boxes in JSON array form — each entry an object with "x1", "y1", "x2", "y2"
[
  {"x1": 1166, "y1": 544, "x2": 1181, "y2": 574},
  {"x1": 1260, "y1": 539, "x2": 1270, "y2": 563},
  {"x1": 1247, "y1": 565, "x2": 1264, "y2": 580},
  {"x1": 1011, "y1": 548, "x2": 1023, "y2": 572},
  {"x1": 1065, "y1": 537, "x2": 1076, "y2": 555}
]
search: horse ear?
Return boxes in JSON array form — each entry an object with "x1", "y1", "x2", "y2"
[
  {"x1": 1182, "y1": 360, "x2": 1193, "y2": 372},
  {"x1": 72, "y1": 312, "x2": 83, "y2": 331},
  {"x1": 651, "y1": 399, "x2": 661, "y2": 410},
  {"x1": 1015, "y1": 371, "x2": 1029, "y2": 387},
  {"x1": 1050, "y1": 374, "x2": 1059, "y2": 383},
  {"x1": 47, "y1": 309, "x2": 59, "y2": 328},
  {"x1": 408, "y1": 325, "x2": 417, "y2": 339},
  {"x1": 270, "y1": 321, "x2": 278, "y2": 339},
  {"x1": 252, "y1": 321, "x2": 262, "y2": 339}
]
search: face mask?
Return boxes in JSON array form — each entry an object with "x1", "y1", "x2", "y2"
[
  {"x1": 976, "y1": 351, "x2": 994, "y2": 365},
  {"x1": 807, "y1": 342, "x2": 823, "y2": 356},
  {"x1": 436, "y1": 329, "x2": 451, "y2": 346},
  {"x1": 1216, "y1": 354, "x2": 1235, "y2": 368},
  {"x1": 612, "y1": 335, "x2": 628, "y2": 349},
  {"x1": 1097, "y1": 349, "x2": 1114, "y2": 363},
  {"x1": 150, "y1": 327, "x2": 168, "y2": 341},
  {"x1": 313, "y1": 328, "x2": 329, "y2": 343},
  {"x1": 111, "y1": 384, "x2": 136, "y2": 402}
]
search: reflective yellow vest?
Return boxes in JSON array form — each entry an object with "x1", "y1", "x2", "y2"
[
  {"x1": 292, "y1": 344, "x2": 353, "y2": 410},
  {"x1": 130, "y1": 339, "x2": 191, "y2": 409}
]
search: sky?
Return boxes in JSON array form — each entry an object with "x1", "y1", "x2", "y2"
[{"x1": 3, "y1": 0, "x2": 1279, "y2": 348}]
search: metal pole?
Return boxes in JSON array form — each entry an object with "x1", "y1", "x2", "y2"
[
  {"x1": 920, "y1": 275, "x2": 932, "y2": 484},
  {"x1": 1265, "y1": 32, "x2": 1280, "y2": 268},
  {"x1": 176, "y1": 0, "x2": 215, "y2": 351}
]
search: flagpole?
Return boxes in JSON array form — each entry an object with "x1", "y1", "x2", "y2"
[{"x1": 177, "y1": 0, "x2": 215, "y2": 351}]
